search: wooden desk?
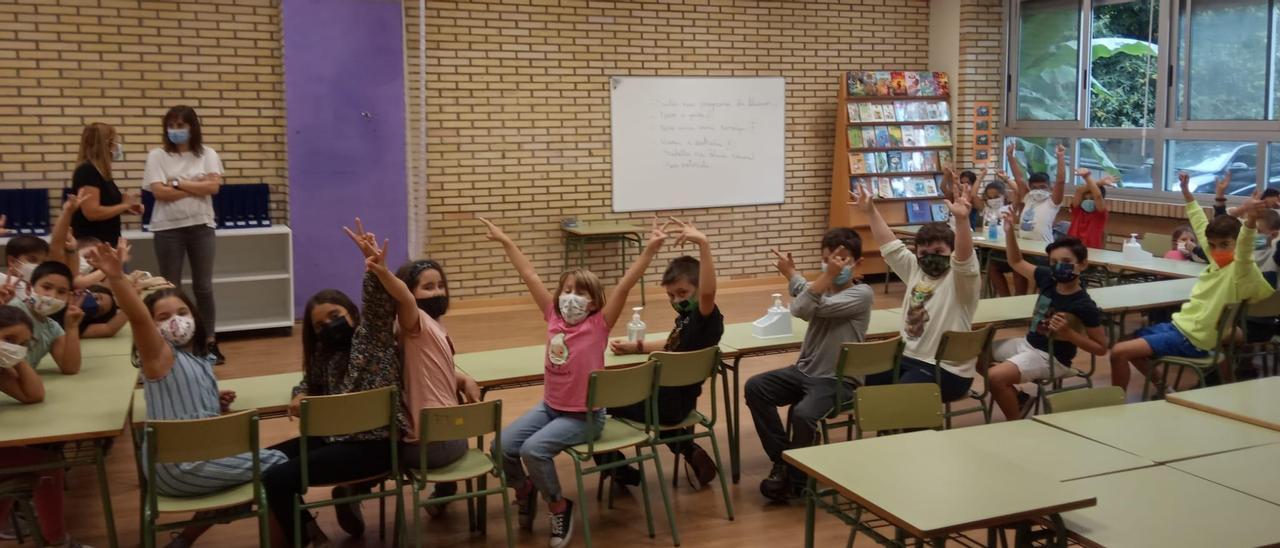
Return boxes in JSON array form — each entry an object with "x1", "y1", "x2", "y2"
[
  {"x1": 1062, "y1": 466, "x2": 1280, "y2": 548},
  {"x1": 561, "y1": 221, "x2": 646, "y2": 303},
  {"x1": 936, "y1": 420, "x2": 1153, "y2": 481},
  {"x1": 784, "y1": 431, "x2": 1095, "y2": 546},
  {"x1": 1166, "y1": 377, "x2": 1280, "y2": 432},
  {"x1": 1087, "y1": 277, "x2": 1198, "y2": 312},
  {"x1": 455, "y1": 332, "x2": 670, "y2": 392},
  {"x1": 131, "y1": 372, "x2": 303, "y2": 424},
  {"x1": 1034, "y1": 400, "x2": 1280, "y2": 463},
  {"x1": 81, "y1": 324, "x2": 134, "y2": 358},
  {"x1": 1168, "y1": 443, "x2": 1280, "y2": 506}
]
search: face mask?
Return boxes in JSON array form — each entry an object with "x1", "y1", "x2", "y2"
[
  {"x1": 671, "y1": 295, "x2": 699, "y2": 315},
  {"x1": 14, "y1": 262, "x2": 36, "y2": 283},
  {"x1": 1081, "y1": 199, "x2": 1096, "y2": 213},
  {"x1": 1211, "y1": 249, "x2": 1235, "y2": 268},
  {"x1": 318, "y1": 316, "x2": 354, "y2": 348},
  {"x1": 1177, "y1": 241, "x2": 1193, "y2": 256},
  {"x1": 77, "y1": 257, "x2": 94, "y2": 275},
  {"x1": 80, "y1": 292, "x2": 100, "y2": 319},
  {"x1": 821, "y1": 261, "x2": 854, "y2": 285},
  {"x1": 23, "y1": 293, "x2": 65, "y2": 317},
  {"x1": 112, "y1": 143, "x2": 124, "y2": 162},
  {"x1": 918, "y1": 253, "x2": 951, "y2": 278},
  {"x1": 158, "y1": 313, "x2": 196, "y2": 346},
  {"x1": 416, "y1": 296, "x2": 448, "y2": 320},
  {"x1": 1026, "y1": 189, "x2": 1050, "y2": 203},
  {"x1": 166, "y1": 128, "x2": 190, "y2": 145},
  {"x1": 1051, "y1": 262, "x2": 1079, "y2": 283},
  {"x1": 558, "y1": 293, "x2": 591, "y2": 325},
  {"x1": 1256, "y1": 235, "x2": 1269, "y2": 251},
  {"x1": 986, "y1": 197, "x2": 1004, "y2": 211},
  {"x1": 0, "y1": 341, "x2": 26, "y2": 369}
]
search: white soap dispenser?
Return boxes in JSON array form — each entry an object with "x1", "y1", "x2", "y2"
[
  {"x1": 752, "y1": 293, "x2": 793, "y2": 339},
  {"x1": 627, "y1": 306, "x2": 646, "y2": 342}
]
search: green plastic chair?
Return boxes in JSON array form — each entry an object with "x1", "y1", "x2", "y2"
[
  {"x1": 934, "y1": 326, "x2": 995, "y2": 427},
  {"x1": 645, "y1": 347, "x2": 734, "y2": 521},
  {"x1": 141, "y1": 410, "x2": 270, "y2": 548},
  {"x1": 296, "y1": 386, "x2": 404, "y2": 547},
  {"x1": 1045, "y1": 386, "x2": 1126, "y2": 414},
  {"x1": 1237, "y1": 291, "x2": 1280, "y2": 377},
  {"x1": 1023, "y1": 313, "x2": 1097, "y2": 418},
  {"x1": 562, "y1": 360, "x2": 679, "y2": 547},
  {"x1": 1142, "y1": 232, "x2": 1173, "y2": 258},
  {"x1": 408, "y1": 399, "x2": 513, "y2": 547},
  {"x1": 821, "y1": 337, "x2": 904, "y2": 442},
  {"x1": 1143, "y1": 303, "x2": 1242, "y2": 400}
]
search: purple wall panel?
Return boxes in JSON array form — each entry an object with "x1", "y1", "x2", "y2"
[{"x1": 284, "y1": 0, "x2": 407, "y2": 315}]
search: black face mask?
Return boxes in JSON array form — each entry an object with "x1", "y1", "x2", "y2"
[
  {"x1": 417, "y1": 296, "x2": 448, "y2": 320},
  {"x1": 318, "y1": 316, "x2": 354, "y2": 347}
]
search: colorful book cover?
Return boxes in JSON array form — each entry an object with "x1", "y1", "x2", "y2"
[
  {"x1": 909, "y1": 152, "x2": 925, "y2": 172},
  {"x1": 907, "y1": 201, "x2": 933, "y2": 222},
  {"x1": 938, "y1": 149, "x2": 953, "y2": 167},
  {"x1": 886, "y1": 151, "x2": 904, "y2": 172},
  {"x1": 864, "y1": 153, "x2": 878, "y2": 173},
  {"x1": 891, "y1": 177, "x2": 906, "y2": 197},
  {"x1": 921, "y1": 151, "x2": 938, "y2": 171},
  {"x1": 890, "y1": 71, "x2": 908, "y2": 96},
  {"x1": 902, "y1": 126, "x2": 918, "y2": 147},
  {"x1": 874, "y1": 126, "x2": 891, "y2": 148},
  {"x1": 925, "y1": 103, "x2": 940, "y2": 120},
  {"x1": 877, "y1": 178, "x2": 893, "y2": 199},
  {"x1": 858, "y1": 102, "x2": 875, "y2": 121},
  {"x1": 923, "y1": 179, "x2": 939, "y2": 196},
  {"x1": 859, "y1": 72, "x2": 878, "y2": 96},
  {"x1": 924, "y1": 125, "x2": 943, "y2": 145},
  {"x1": 861, "y1": 128, "x2": 876, "y2": 147},
  {"x1": 933, "y1": 72, "x2": 950, "y2": 96},
  {"x1": 874, "y1": 72, "x2": 892, "y2": 96},
  {"x1": 905, "y1": 72, "x2": 920, "y2": 96},
  {"x1": 936, "y1": 101, "x2": 950, "y2": 120},
  {"x1": 914, "y1": 127, "x2": 928, "y2": 146},
  {"x1": 887, "y1": 126, "x2": 904, "y2": 146},
  {"x1": 848, "y1": 152, "x2": 866, "y2": 174},
  {"x1": 847, "y1": 127, "x2": 863, "y2": 148},
  {"x1": 908, "y1": 102, "x2": 925, "y2": 121},
  {"x1": 879, "y1": 103, "x2": 895, "y2": 121},
  {"x1": 937, "y1": 125, "x2": 952, "y2": 145},
  {"x1": 847, "y1": 103, "x2": 859, "y2": 122},
  {"x1": 847, "y1": 72, "x2": 869, "y2": 96},
  {"x1": 893, "y1": 101, "x2": 908, "y2": 122},
  {"x1": 875, "y1": 152, "x2": 889, "y2": 173},
  {"x1": 917, "y1": 72, "x2": 937, "y2": 96},
  {"x1": 930, "y1": 201, "x2": 950, "y2": 222}
]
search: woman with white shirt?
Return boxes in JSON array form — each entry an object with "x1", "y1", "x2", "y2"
[{"x1": 141, "y1": 105, "x2": 225, "y2": 364}]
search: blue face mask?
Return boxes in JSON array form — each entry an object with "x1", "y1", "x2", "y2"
[
  {"x1": 79, "y1": 292, "x2": 99, "y2": 319},
  {"x1": 167, "y1": 128, "x2": 190, "y2": 145},
  {"x1": 1081, "y1": 199, "x2": 1096, "y2": 213},
  {"x1": 822, "y1": 262, "x2": 854, "y2": 285},
  {"x1": 1256, "y1": 234, "x2": 1269, "y2": 251}
]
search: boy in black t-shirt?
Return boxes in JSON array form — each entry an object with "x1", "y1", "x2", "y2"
[
  {"x1": 987, "y1": 220, "x2": 1109, "y2": 420},
  {"x1": 603, "y1": 219, "x2": 723, "y2": 490}
]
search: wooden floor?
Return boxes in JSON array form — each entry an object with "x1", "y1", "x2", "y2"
[{"x1": 55, "y1": 278, "x2": 1138, "y2": 547}]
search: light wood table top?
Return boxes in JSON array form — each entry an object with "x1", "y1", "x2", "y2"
[
  {"x1": 1166, "y1": 377, "x2": 1280, "y2": 432},
  {"x1": 1086, "y1": 277, "x2": 1198, "y2": 311},
  {"x1": 1033, "y1": 400, "x2": 1280, "y2": 463},
  {"x1": 783, "y1": 430, "x2": 1095, "y2": 539},
  {"x1": 1062, "y1": 466, "x2": 1280, "y2": 548},
  {"x1": 560, "y1": 222, "x2": 645, "y2": 237},
  {"x1": 80, "y1": 324, "x2": 134, "y2": 358},
  {"x1": 455, "y1": 332, "x2": 672, "y2": 388},
  {"x1": 717, "y1": 309, "x2": 903, "y2": 357},
  {"x1": 131, "y1": 371, "x2": 302, "y2": 424},
  {"x1": 936, "y1": 420, "x2": 1153, "y2": 481},
  {"x1": 0, "y1": 353, "x2": 137, "y2": 447},
  {"x1": 1168, "y1": 443, "x2": 1280, "y2": 506}
]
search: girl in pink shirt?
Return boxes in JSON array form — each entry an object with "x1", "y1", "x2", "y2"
[{"x1": 479, "y1": 217, "x2": 665, "y2": 548}]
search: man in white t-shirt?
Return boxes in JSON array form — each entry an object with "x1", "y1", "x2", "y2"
[
  {"x1": 1007, "y1": 142, "x2": 1067, "y2": 244},
  {"x1": 850, "y1": 181, "x2": 982, "y2": 403}
]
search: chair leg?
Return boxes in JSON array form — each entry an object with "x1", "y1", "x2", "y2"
[
  {"x1": 412, "y1": 486, "x2": 423, "y2": 548},
  {"x1": 649, "y1": 445, "x2": 681, "y2": 546},
  {"x1": 379, "y1": 482, "x2": 387, "y2": 540},
  {"x1": 572, "y1": 459, "x2": 594, "y2": 548},
  {"x1": 635, "y1": 447, "x2": 657, "y2": 538},
  {"x1": 706, "y1": 431, "x2": 735, "y2": 521},
  {"x1": 478, "y1": 473, "x2": 489, "y2": 536},
  {"x1": 258, "y1": 496, "x2": 271, "y2": 548},
  {"x1": 293, "y1": 500, "x2": 304, "y2": 548},
  {"x1": 671, "y1": 449, "x2": 681, "y2": 489},
  {"x1": 498, "y1": 473, "x2": 515, "y2": 548},
  {"x1": 465, "y1": 479, "x2": 477, "y2": 532},
  {"x1": 95, "y1": 442, "x2": 119, "y2": 548},
  {"x1": 141, "y1": 508, "x2": 155, "y2": 548}
]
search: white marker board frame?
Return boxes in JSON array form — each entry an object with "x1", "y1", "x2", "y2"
[{"x1": 610, "y1": 76, "x2": 786, "y2": 212}]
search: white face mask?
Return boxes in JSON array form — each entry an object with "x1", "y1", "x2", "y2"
[
  {"x1": 158, "y1": 314, "x2": 196, "y2": 346},
  {"x1": 23, "y1": 292, "x2": 65, "y2": 317},
  {"x1": 0, "y1": 341, "x2": 26, "y2": 369},
  {"x1": 986, "y1": 197, "x2": 1004, "y2": 211},
  {"x1": 557, "y1": 293, "x2": 591, "y2": 325},
  {"x1": 112, "y1": 143, "x2": 124, "y2": 162},
  {"x1": 1026, "y1": 189, "x2": 1050, "y2": 203},
  {"x1": 77, "y1": 255, "x2": 95, "y2": 275},
  {"x1": 14, "y1": 262, "x2": 36, "y2": 283}
]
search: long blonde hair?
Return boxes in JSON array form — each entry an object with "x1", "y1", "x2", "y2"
[{"x1": 77, "y1": 122, "x2": 116, "y2": 181}]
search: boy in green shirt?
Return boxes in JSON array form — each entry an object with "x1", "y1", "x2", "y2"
[{"x1": 1109, "y1": 172, "x2": 1275, "y2": 391}]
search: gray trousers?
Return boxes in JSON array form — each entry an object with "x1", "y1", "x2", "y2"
[
  {"x1": 745, "y1": 365, "x2": 852, "y2": 466},
  {"x1": 154, "y1": 224, "x2": 216, "y2": 338}
]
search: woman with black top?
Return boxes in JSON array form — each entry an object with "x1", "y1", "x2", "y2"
[{"x1": 70, "y1": 122, "x2": 143, "y2": 245}]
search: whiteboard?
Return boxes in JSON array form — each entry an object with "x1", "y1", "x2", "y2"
[{"x1": 610, "y1": 76, "x2": 786, "y2": 212}]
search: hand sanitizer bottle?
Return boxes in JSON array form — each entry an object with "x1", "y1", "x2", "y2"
[
  {"x1": 627, "y1": 307, "x2": 646, "y2": 342},
  {"x1": 752, "y1": 293, "x2": 793, "y2": 338},
  {"x1": 1123, "y1": 233, "x2": 1143, "y2": 260}
]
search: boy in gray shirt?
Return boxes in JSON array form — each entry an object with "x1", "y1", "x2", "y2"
[{"x1": 746, "y1": 227, "x2": 873, "y2": 502}]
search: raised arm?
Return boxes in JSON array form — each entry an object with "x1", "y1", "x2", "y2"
[
  {"x1": 89, "y1": 239, "x2": 174, "y2": 381},
  {"x1": 670, "y1": 218, "x2": 717, "y2": 316},
  {"x1": 968, "y1": 172, "x2": 985, "y2": 211},
  {"x1": 48, "y1": 191, "x2": 82, "y2": 267},
  {"x1": 346, "y1": 223, "x2": 421, "y2": 337},
  {"x1": 1052, "y1": 144, "x2": 1068, "y2": 206},
  {"x1": 478, "y1": 217, "x2": 553, "y2": 314},
  {"x1": 1178, "y1": 171, "x2": 1196, "y2": 204},
  {"x1": 946, "y1": 183, "x2": 974, "y2": 262},
  {"x1": 1002, "y1": 209, "x2": 1038, "y2": 280},
  {"x1": 849, "y1": 183, "x2": 896, "y2": 246},
  {"x1": 0, "y1": 361, "x2": 44, "y2": 403},
  {"x1": 49, "y1": 295, "x2": 83, "y2": 375},
  {"x1": 1006, "y1": 142, "x2": 1029, "y2": 196},
  {"x1": 602, "y1": 218, "x2": 667, "y2": 328},
  {"x1": 940, "y1": 165, "x2": 957, "y2": 202}
]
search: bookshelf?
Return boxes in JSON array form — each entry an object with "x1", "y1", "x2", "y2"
[{"x1": 829, "y1": 70, "x2": 955, "y2": 275}]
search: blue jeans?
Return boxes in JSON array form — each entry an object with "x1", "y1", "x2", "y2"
[{"x1": 495, "y1": 401, "x2": 603, "y2": 502}]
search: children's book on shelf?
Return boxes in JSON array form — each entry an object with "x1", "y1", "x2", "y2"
[
  {"x1": 908, "y1": 152, "x2": 924, "y2": 172},
  {"x1": 848, "y1": 127, "x2": 864, "y2": 148},
  {"x1": 913, "y1": 127, "x2": 928, "y2": 147},
  {"x1": 938, "y1": 149, "x2": 953, "y2": 168},
  {"x1": 847, "y1": 103, "x2": 859, "y2": 122},
  {"x1": 933, "y1": 72, "x2": 950, "y2": 96},
  {"x1": 930, "y1": 201, "x2": 951, "y2": 222},
  {"x1": 874, "y1": 126, "x2": 891, "y2": 148},
  {"x1": 848, "y1": 152, "x2": 867, "y2": 174},
  {"x1": 925, "y1": 103, "x2": 940, "y2": 121},
  {"x1": 912, "y1": 179, "x2": 929, "y2": 197},
  {"x1": 921, "y1": 151, "x2": 938, "y2": 171},
  {"x1": 938, "y1": 125, "x2": 952, "y2": 145},
  {"x1": 905, "y1": 72, "x2": 920, "y2": 96},
  {"x1": 887, "y1": 151, "x2": 904, "y2": 172},
  {"x1": 875, "y1": 152, "x2": 889, "y2": 173},
  {"x1": 922, "y1": 178, "x2": 939, "y2": 196},
  {"x1": 907, "y1": 200, "x2": 933, "y2": 223},
  {"x1": 862, "y1": 128, "x2": 876, "y2": 147},
  {"x1": 924, "y1": 125, "x2": 943, "y2": 146},
  {"x1": 902, "y1": 127, "x2": 919, "y2": 147},
  {"x1": 891, "y1": 177, "x2": 906, "y2": 197},
  {"x1": 858, "y1": 103, "x2": 875, "y2": 121},
  {"x1": 864, "y1": 153, "x2": 877, "y2": 173},
  {"x1": 875, "y1": 72, "x2": 892, "y2": 96},
  {"x1": 893, "y1": 101, "x2": 908, "y2": 122},
  {"x1": 876, "y1": 104, "x2": 891, "y2": 121},
  {"x1": 847, "y1": 72, "x2": 869, "y2": 96},
  {"x1": 877, "y1": 178, "x2": 893, "y2": 199},
  {"x1": 887, "y1": 126, "x2": 904, "y2": 146},
  {"x1": 936, "y1": 101, "x2": 950, "y2": 121},
  {"x1": 918, "y1": 72, "x2": 938, "y2": 96},
  {"x1": 890, "y1": 71, "x2": 908, "y2": 96}
]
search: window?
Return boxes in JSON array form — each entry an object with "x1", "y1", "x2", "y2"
[
  {"x1": 1007, "y1": 137, "x2": 1070, "y2": 176},
  {"x1": 1089, "y1": 0, "x2": 1159, "y2": 127},
  {"x1": 1165, "y1": 140, "x2": 1256, "y2": 193},
  {"x1": 1186, "y1": 0, "x2": 1269, "y2": 120},
  {"x1": 1017, "y1": 0, "x2": 1083, "y2": 121},
  {"x1": 1079, "y1": 138, "x2": 1155, "y2": 188}
]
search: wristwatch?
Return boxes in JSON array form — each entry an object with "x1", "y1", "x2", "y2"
[{"x1": 168, "y1": 178, "x2": 181, "y2": 189}]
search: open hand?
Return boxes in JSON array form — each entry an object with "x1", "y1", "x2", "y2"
[
  {"x1": 1075, "y1": 168, "x2": 1091, "y2": 178},
  {"x1": 362, "y1": 237, "x2": 391, "y2": 274},
  {"x1": 1178, "y1": 171, "x2": 1192, "y2": 197},
  {"x1": 847, "y1": 182, "x2": 875, "y2": 212},
  {"x1": 771, "y1": 248, "x2": 796, "y2": 279},
  {"x1": 342, "y1": 218, "x2": 381, "y2": 259},
  {"x1": 63, "y1": 293, "x2": 85, "y2": 327},
  {"x1": 1055, "y1": 143, "x2": 1066, "y2": 158},
  {"x1": 1215, "y1": 171, "x2": 1232, "y2": 197},
  {"x1": 1006, "y1": 142, "x2": 1017, "y2": 157},
  {"x1": 668, "y1": 217, "x2": 706, "y2": 248},
  {"x1": 86, "y1": 239, "x2": 127, "y2": 278},
  {"x1": 647, "y1": 216, "x2": 670, "y2": 249},
  {"x1": 945, "y1": 183, "x2": 972, "y2": 217},
  {"x1": 994, "y1": 170, "x2": 1011, "y2": 182}
]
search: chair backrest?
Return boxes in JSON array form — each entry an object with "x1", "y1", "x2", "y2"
[
  {"x1": 837, "y1": 337, "x2": 904, "y2": 380},
  {"x1": 146, "y1": 410, "x2": 258, "y2": 464},
  {"x1": 1045, "y1": 386, "x2": 1126, "y2": 414},
  {"x1": 935, "y1": 326, "x2": 994, "y2": 364},
  {"x1": 1210, "y1": 303, "x2": 1244, "y2": 362},
  {"x1": 588, "y1": 360, "x2": 658, "y2": 410},
  {"x1": 421, "y1": 399, "x2": 502, "y2": 443},
  {"x1": 301, "y1": 386, "x2": 396, "y2": 437},
  {"x1": 1143, "y1": 232, "x2": 1173, "y2": 257},
  {"x1": 652, "y1": 347, "x2": 719, "y2": 388},
  {"x1": 855, "y1": 384, "x2": 943, "y2": 434},
  {"x1": 1246, "y1": 290, "x2": 1280, "y2": 318}
]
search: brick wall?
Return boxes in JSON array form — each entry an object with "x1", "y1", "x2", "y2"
[
  {"x1": 0, "y1": 0, "x2": 288, "y2": 226},
  {"x1": 954, "y1": 0, "x2": 1004, "y2": 174},
  {"x1": 408, "y1": 0, "x2": 932, "y2": 300}
]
